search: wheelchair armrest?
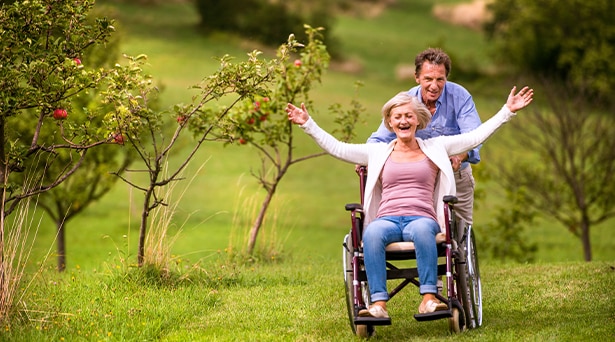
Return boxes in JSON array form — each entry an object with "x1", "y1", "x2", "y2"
[{"x1": 345, "y1": 203, "x2": 363, "y2": 212}]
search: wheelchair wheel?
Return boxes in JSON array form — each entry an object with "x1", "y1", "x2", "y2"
[
  {"x1": 343, "y1": 234, "x2": 356, "y2": 332},
  {"x1": 457, "y1": 225, "x2": 483, "y2": 329},
  {"x1": 448, "y1": 308, "x2": 463, "y2": 333},
  {"x1": 343, "y1": 234, "x2": 374, "y2": 338},
  {"x1": 466, "y1": 227, "x2": 483, "y2": 327}
]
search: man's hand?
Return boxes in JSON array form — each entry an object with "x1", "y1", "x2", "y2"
[{"x1": 449, "y1": 152, "x2": 467, "y2": 172}]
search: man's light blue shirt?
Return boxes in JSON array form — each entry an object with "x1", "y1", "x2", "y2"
[{"x1": 367, "y1": 81, "x2": 482, "y2": 167}]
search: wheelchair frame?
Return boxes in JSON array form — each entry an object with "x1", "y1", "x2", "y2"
[{"x1": 342, "y1": 167, "x2": 482, "y2": 337}]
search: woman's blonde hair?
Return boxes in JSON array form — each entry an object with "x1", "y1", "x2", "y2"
[{"x1": 381, "y1": 92, "x2": 431, "y2": 131}]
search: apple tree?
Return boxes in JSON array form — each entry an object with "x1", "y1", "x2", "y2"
[
  {"x1": 0, "y1": 0, "x2": 155, "y2": 318},
  {"x1": 212, "y1": 26, "x2": 365, "y2": 255},
  {"x1": 107, "y1": 48, "x2": 285, "y2": 268},
  {"x1": 4, "y1": 3, "x2": 141, "y2": 273},
  {"x1": 0, "y1": 0, "x2": 142, "y2": 214}
]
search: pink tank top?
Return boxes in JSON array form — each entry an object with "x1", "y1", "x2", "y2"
[{"x1": 377, "y1": 156, "x2": 438, "y2": 221}]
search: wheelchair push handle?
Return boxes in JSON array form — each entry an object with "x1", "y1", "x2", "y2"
[
  {"x1": 355, "y1": 165, "x2": 367, "y2": 207},
  {"x1": 443, "y1": 195, "x2": 458, "y2": 204}
]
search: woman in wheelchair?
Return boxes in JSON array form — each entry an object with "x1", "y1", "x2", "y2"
[{"x1": 286, "y1": 86, "x2": 533, "y2": 319}]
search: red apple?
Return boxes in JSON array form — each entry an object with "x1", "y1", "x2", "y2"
[
  {"x1": 262, "y1": 97, "x2": 270, "y2": 102},
  {"x1": 294, "y1": 59, "x2": 302, "y2": 67},
  {"x1": 113, "y1": 133, "x2": 125, "y2": 144},
  {"x1": 239, "y1": 138, "x2": 247, "y2": 145},
  {"x1": 259, "y1": 114, "x2": 268, "y2": 121},
  {"x1": 74, "y1": 58, "x2": 82, "y2": 65},
  {"x1": 247, "y1": 117, "x2": 255, "y2": 125},
  {"x1": 177, "y1": 115, "x2": 187, "y2": 124},
  {"x1": 53, "y1": 108, "x2": 67, "y2": 120}
]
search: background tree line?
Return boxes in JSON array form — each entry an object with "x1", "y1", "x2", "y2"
[
  {"x1": 484, "y1": 0, "x2": 615, "y2": 105},
  {"x1": 480, "y1": 0, "x2": 615, "y2": 262}
]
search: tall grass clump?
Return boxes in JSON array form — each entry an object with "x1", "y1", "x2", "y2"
[
  {"x1": 227, "y1": 182, "x2": 291, "y2": 264},
  {"x1": 0, "y1": 178, "x2": 44, "y2": 322},
  {"x1": 142, "y1": 161, "x2": 202, "y2": 274},
  {"x1": 120, "y1": 159, "x2": 249, "y2": 288}
]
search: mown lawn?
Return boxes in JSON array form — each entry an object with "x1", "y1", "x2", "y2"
[{"x1": 4, "y1": 260, "x2": 614, "y2": 341}]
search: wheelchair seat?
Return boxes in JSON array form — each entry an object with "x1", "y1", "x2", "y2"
[
  {"x1": 385, "y1": 233, "x2": 446, "y2": 253},
  {"x1": 384, "y1": 233, "x2": 447, "y2": 260}
]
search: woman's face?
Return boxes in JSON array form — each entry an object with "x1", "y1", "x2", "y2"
[{"x1": 388, "y1": 103, "x2": 419, "y2": 139}]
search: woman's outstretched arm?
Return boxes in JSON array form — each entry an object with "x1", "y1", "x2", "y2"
[
  {"x1": 285, "y1": 102, "x2": 371, "y2": 166},
  {"x1": 438, "y1": 86, "x2": 534, "y2": 156}
]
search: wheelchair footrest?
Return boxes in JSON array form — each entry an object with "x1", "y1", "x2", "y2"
[
  {"x1": 354, "y1": 316, "x2": 392, "y2": 326},
  {"x1": 413, "y1": 309, "x2": 453, "y2": 322}
]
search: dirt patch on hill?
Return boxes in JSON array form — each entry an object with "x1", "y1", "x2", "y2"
[{"x1": 432, "y1": 0, "x2": 492, "y2": 30}]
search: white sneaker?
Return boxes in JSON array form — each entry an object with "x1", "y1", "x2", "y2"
[
  {"x1": 419, "y1": 299, "x2": 448, "y2": 314},
  {"x1": 358, "y1": 305, "x2": 389, "y2": 318}
]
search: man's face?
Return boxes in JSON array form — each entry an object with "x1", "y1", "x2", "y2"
[{"x1": 415, "y1": 61, "x2": 447, "y2": 104}]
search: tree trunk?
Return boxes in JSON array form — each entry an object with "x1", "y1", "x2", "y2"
[
  {"x1": 247, "y1": 183, "x2": 277, "y2": 254},
  {"x1": 581, "y1": 219, "x2": 592, "y2": 262},
  {"x1": 138, "y1": 187, "x2": 154, "y2": 267},
  {"x1": 57, "y1": 220, "x2": 66, "y2": 272}
]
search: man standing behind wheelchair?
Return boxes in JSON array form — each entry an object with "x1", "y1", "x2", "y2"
[
  {"x1": 366, "y1": 48, "x2": 482, "y2": 226},
  {"x1": 286, "y1": 86, "x2": 533, "y2": 319}
]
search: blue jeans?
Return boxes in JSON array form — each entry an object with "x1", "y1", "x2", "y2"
[{"x1": 363, "y1": 216, "x2": 441, "y2": 302}]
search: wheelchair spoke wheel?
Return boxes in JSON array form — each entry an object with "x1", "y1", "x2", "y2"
[
  {"x1": 466, "y1": 227, "x2": 483, "y2": 327},
  {"x1": 456, "y1": 225, "x2": 482, "y2": 329},
  {"x1": 343, "y1": 234, "x2": 357, "y2": 333},
  {"x1": 343, "y1": 234, "x2": 375, "y2": 338}
]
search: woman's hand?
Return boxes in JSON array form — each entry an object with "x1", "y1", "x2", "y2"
[
  {"x1": 506, "y1": 86, "x2": 534, "y2": 112},
  {"x1": 286, "y1": 103, "x2": 310, "y2": 125}
]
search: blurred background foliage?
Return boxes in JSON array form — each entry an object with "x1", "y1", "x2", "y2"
[
  {"x1": 484, "y1": 0, "x2": 615, "y2": 105},
  {"x1": 2, "y1": 0, "x2": 613, "y2": 267}
]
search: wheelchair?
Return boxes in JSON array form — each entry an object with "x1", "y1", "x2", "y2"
[{"x1": 342, "y1": 167, "x2": 482, "y2": 337}]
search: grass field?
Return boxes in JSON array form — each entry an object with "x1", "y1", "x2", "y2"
[{"x1": 4, "y1": 0, "x2": 615, "y2": 340}]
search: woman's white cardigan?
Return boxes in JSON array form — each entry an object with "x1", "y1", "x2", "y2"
[{"x1": 299, "y1": 105, "x2": 516, "y2": 232}]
